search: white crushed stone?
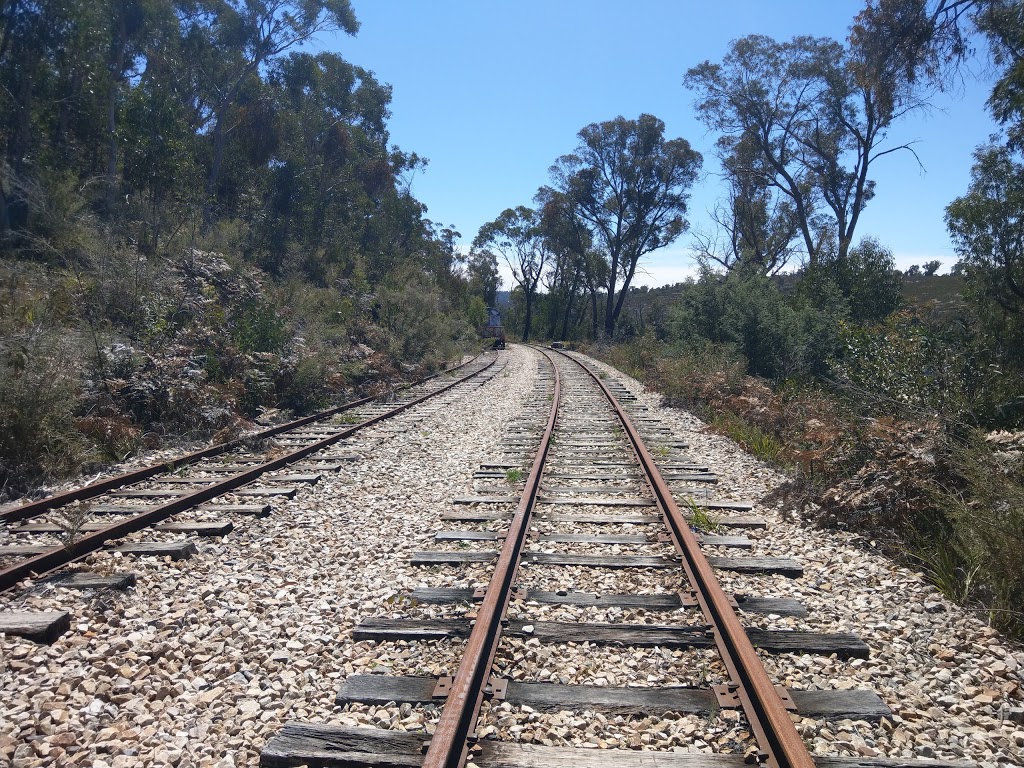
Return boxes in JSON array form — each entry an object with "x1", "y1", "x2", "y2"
[
  {"x1": 3, "y1": 345, "x2": 1022, "y2": 767},
  {"x1": 0, "y1": 348, "x2": 533, "y2": 767}
]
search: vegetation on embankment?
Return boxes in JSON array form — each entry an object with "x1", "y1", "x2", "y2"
[
  {"x1": 0, "y1": 1, "x2": 489, "y2": 499},
  {"x1": 591, "y1": 268, "x2": 1024, "y2": 639},
  {"x1": 0, "y1": 244, "x2": 479, "y2": 500}
]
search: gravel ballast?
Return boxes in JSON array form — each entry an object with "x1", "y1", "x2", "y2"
[
  {"x1": 0, "y1": 349, "x2": 534, "y2": 767},
  {"x1": 1, "y1": 345, "x2": 1022, "y2": 767}
]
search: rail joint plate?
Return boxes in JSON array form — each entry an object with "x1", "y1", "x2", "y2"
[
  {"x1": 775, "y1": 685, "x2": 798, "y2": 712},
  {"x1": 485, "y1": 676, "x2": 509, "y2": 700}
]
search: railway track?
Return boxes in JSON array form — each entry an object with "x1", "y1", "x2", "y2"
[
  {"x1": 3, "y1": 345, "x2": 1014, "y2": 767},
  {"x1": 0, "y1": 352, "x2": 499, "y2": 640},
  {"x1": 260, "y1": 348, "x2": 973, "y2": 768}
]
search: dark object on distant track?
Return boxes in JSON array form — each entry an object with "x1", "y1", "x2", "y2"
[{"x1": 480, "y1": 306, "x2": 506, "y2": 350}]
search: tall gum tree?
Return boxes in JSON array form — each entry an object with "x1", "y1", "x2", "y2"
[
  {"x1": 946, "y1": 141, "x2": 1024, "y2": 314},
  {"x1": 474, "y1": 206, "x2": 549, "y2": 341},
  {"x1": 685, "y1": 34, "x2": 924, "y2": 267},
  {"x1": 550, "y1": 114, "x2": 701, "y2": 338},
  {"x1": 535, "y1": 186, "x2": 594, "y2": 339},
  {"x1": 692, "y1": 127, "x2": 801, "y2": 275},
  {"x1": 201, "y1": 0, "x2": 359, "y2": 219}
]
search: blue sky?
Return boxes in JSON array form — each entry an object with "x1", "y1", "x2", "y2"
[{"x1": 317, "y1": 1, "x2": 998, "y2": 287}]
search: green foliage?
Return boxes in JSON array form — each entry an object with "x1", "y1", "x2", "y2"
[
  {"x1": 611, "y1": 332, "x2": 663, "y2": 380},
  {"x1": 0, "y1": 331, "x2": 86, "y2": 495},
  {"x1": 946, "y1": 141, "x2": 1024, "y2": 320},
  {"x1": 232, "y1": 301, "x2": 289, "y2": 354},
  {"x1": 681, "y1": 498, "x2": 721, "y2": 534},
  {"x1": 693, "y1": 127, "x2": 800, "y2": 275},
  {"x1": 466, "y1": 297, "x2": 487, "y2": 333},
  {"x1": 832, "y1": 309, "x2": 980, "y2": 417},
  {"x1": 378, "y1": 267, "x2": 468, "y2": 367},
  {"x1": 466, "y1": 250, "x2": 501, "y2": 305},
  {"x1": 979, "y1": 0, "x2": 1024, "y2": 149},
  {"x1": 0, "y1": 2, "x2": 487, "y2": 499},
  {"x1": 277, "y1": 355, "x2": 332, "y2": 414},
  {"x1": 808, "y1": 237, "x2": 904, "y2": 326},
  {"x1": 685, "y1": 34, "x2": 919, "y2": 268},
  {"x1": 709, "y1": 411, "x2": 785, "y2": 463},
  {"x1": 596, "y1": 333, "x2": 1024, "y2": 639},
  {"x1": 898, "y1": 428, "x2": 1024, "y2": 637},
  {"x1": 550, "y1": 114, "x2": 702, "y2": 337},
  {"x1": 667, "y1": 269, "x2": 839, "y2": 380},
  {"x1": 474, "y1": 207, "x2": 548, "y2": 341}
]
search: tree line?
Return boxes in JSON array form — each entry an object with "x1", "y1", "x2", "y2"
[
  {"x1": 0, "y1": 1, "x2": 491, "y2": 495},
  {"x1": 0, "y1": 0, "x2": 470, "y2": 290},
  {"x1": 474, "y1": 0, "x2": 1024, "y2": 360}
]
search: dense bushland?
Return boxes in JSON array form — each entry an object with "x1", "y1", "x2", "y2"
[
  {"x1": 596, "y1": 253, "x2": 1024, "y2": 637},
  {"x1": 0, "y1": 2, "x2": 483, "y2": 497}
]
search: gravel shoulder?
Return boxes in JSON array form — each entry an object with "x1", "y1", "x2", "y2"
[
  {"x1": 2, "y1": 345, "x2": 1022, "y2": 768},
  {"x1": 0, "y1": 347, "x2": 536, "y2": 768}
]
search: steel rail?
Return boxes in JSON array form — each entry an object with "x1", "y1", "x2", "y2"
[
  {"x1": 0, "y1": 355, "x2": 498, "y2": 593},
  {"x1": 562, "y1": 350, "x2": 814, "y2": 768},
  {"x1": 0, "y1": 354, "x2": 489, "y2": 525},
  {"x1": 421, "y1": 349, "x2": 561, "y2": 768}
]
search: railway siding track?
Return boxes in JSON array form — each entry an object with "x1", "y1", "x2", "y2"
[
  {"x1": 261, "y1": 347, "x2": 979, "y2": 768},
  {"x1": 0, "y1": 354, "x2": 499, "y2": 640}
]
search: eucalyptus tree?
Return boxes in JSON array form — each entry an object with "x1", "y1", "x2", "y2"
[
  {"x1": 685, "y1": 34, "x2": 923, "y2": 267},
  {"x1": 466, "y1": 248, "x2": 501, "y2": 305},
  {"x1": 946, "y1": 142, "x2": 1024, "y2": 315},
  {"x1": 550, "y1": 114, "x2": 701, "y2": 338},
  {"x1": 259, "y1": 50, "x2": 393, "y2": 274},
  {"x1": 692, "y1": 129, "x2": 800, "y2": 275},
  {"x1": 198, "y1": 0, "x2": 359, "y2": 218},
  {"x1": 536, "y1": 186, "x2": 593, "y2": 339},
  {"x1": 848, "y1": 0, "x2": 979, "y2": 97},
  {"x1": 474, "y1": 206, "x2": 549, "y2": 341}
]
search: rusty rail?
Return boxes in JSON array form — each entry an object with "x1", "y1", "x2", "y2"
[
  {"x1": 421, "y1": 349, "x2": 561, "y2": 768},
  {"x1": 0, "y1": 355, "x2": 497, "y2": 593},
  {"x1": 0, "y1": 354, "x2": 488, "y2": 525},
  {"x1": 567, "y1": 351, "x2": 814, "y2": 768}
]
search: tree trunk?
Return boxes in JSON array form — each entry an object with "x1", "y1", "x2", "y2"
[
  {"x1": 204, "y1": 110, "x2": 227, "y2": 221},
  {"x1": 5, "y1": 63, "x2": 34, "y2": 231},
  {"x1": 560, "y1": 273, "x2": 580, "y2": 340},
  {"x1": 106, "y1": 13, "x2": 127, "y2": 209},
  {"x1": 522, "y1": 291, "x2": 534, "y2": 342},
  {"x1": 560, "y1": 293, "x2": 573, "y2": 340},
  {"x1": 589, "y1": 287, "x2": 598, "y2": 339}
]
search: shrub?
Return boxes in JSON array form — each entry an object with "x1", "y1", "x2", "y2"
[
  {"x1": 805, "y1": 237, "x2": 903, "y2": 326},
  {"x1": 831, "y1": 308, "x2": 994, "y2": 422},
  {"x1": 0, "y1": 333, "x2": 86, "y2": 496},
  {"x1": 277, "y1": 354, "x2": 333, "y2": 414},
  {"x1": 232, "y1": 300, "x2": 289, "y2": 354},
  {"x1": 667, "y1": 269, "x2": 839, "y2": 380},
  {"x1": 377, "y1": 266, "x2": 469, "y2": 368}
]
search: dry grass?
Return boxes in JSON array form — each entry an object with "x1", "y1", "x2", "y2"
[{"x1": 595, "y1": 340, "x2": 1024, "y2": 639}]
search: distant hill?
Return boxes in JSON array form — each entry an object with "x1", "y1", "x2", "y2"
[
  {"x1": 902, "y1": 274, "x2": 967, "y2": 314},
  {"x1": 774, "y1": 271, "x2": 967, "y2": 316}
]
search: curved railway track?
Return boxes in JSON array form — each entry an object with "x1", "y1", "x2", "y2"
[
  {"x1": 0, "y1": 353, "x2": 499, "y2": 637},
  {"x1": 261, "y1": 347, "x2": 972, "y2": 768}
]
